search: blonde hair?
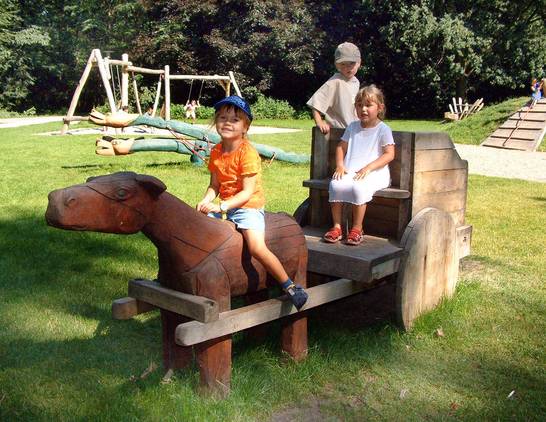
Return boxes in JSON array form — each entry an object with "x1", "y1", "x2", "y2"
[
  {"x1": 212, "y1": 104, "x2": 252, "y2": 138},
  {"x1": 355, "y1": 84, "x2": 386, "y2": 120}
]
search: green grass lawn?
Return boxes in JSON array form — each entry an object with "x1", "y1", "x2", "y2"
[{"x1": 0, "y1": 116, "x2": 544, "y2": 421}]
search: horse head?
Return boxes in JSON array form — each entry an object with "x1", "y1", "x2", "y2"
[{"x1": 45, "y1": 171, "x2": 166, "y2": 234}]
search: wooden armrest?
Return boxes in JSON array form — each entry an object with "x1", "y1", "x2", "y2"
[{"x1": 303, "y1": 179, "x2": 411, "y2": 199}]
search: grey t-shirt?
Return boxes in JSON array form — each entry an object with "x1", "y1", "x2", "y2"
[{"x1": 306, "y1": 73, "x2": 360, "y2": 128}]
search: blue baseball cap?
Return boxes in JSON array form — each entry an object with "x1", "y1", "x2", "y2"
[{"x1": 214, "y1": 95, "x2": 253, "y2": 121}]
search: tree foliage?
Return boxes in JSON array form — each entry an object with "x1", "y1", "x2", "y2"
[{"x1": 2, "y1": 0, "x2": 545, "y2": 116}]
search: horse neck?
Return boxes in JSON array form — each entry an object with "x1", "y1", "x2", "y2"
[{"x1": 142, "y1": 192, "x2": 234, "y2": 271}]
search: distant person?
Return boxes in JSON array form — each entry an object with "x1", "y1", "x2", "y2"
[
  {"x1": 144, "y1": 106, "x2": 154, "y2": 117},
  {"x1": 323, "y1": 85, "x2": 395, "y2": 246},
  {"x1": 184, "y1": 99, "x2": 200, "y2": 124},
  {"x1": 307, "y1": 42, "x2": 361, "y2": 134},
  {"x1": 530, "y1": 78, "x2": 543, "y2": 108}
]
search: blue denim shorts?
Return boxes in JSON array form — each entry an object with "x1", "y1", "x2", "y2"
[{"x1": 208, "y1": 208, "x2": 265, "y2": 232}]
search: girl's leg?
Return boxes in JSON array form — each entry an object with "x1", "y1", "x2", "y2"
[
  {"x1": 241, "y1": 229, "x2": 308, "y2": 310},
  {"x1": 351, "y1": 203, "x2": 367, "y2": 231},
  {"x1": 330, "y1": 202, "x2": 344, "y2": 229},
  {"x1": 241, "y1": 229, "x2": 288, "y2": 282}
]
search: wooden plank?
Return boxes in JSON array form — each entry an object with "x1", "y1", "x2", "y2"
[
  {"x1": 482, "y1": 137, "x2": 537, "y2": 150},
  {"x1": 396, "y1": 208, "x2": 458, "y2": 330},
  {"x1": 394, "y1": 132, "x2": 413, "y2": 190},
  {"x1": 413, "y1": 132, "x2": 455, "y2": 150},
  {"x1": 128, "y1": 279, "x2": 219, "y2": 323},
  {"x1": 363, "y1": 217, "x2": 398, "y2": 239},
  {"x1": 366, "y1": 203, "x2": 400, "y2": 221},
  {"x1": 176, "y1": 275, "x2": 396, "y2": 346},
  {"x1": 304, "y1": 226, "x2": 403, "y2": 281},
  {"x1": 414, "y1": 149, "x2": 467, "y2": 172},
  {"x1": 112, "y1": 297, "x2": 156, "y2": 320},
  {"x1": 412, "y1": 189, "x2": 467, "y2": 216},
  {"x1": 457, "y1": 225, "x2": 472, "y2": 259},
  {"x1": 508, "y1": 112, "x2": 546, "y2": 121},
  {"x1": 490, "y1": 128, "x2": 540, "y2": 141},
  {"x1": 311, "y1": 127, "x2": 330, "y2": 179},
  {"x1": 500, "y1": 120, "x2": 545, "y2": 130},
  {"x1": 303, "y1": 179, "x2": 410, "y2": 199},
  {"x1": 413, "y1": 168, "x2": 468, "y2": 195}
]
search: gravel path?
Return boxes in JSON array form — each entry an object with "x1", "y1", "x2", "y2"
[
  {"x1": 1, "y1": 116, "x2": 544, "y2": 183},
  {"x1": 455, "y1": 144, "x2": 546, "y2": 183}
]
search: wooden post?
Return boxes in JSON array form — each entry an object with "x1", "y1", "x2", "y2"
[
  {"x1": 132, "y1": 74, "x2": 142, "y2": 114},
  {"x1": 152, "y1": 77, "x2": 162, "y2": 117},
  {"x1": 94, "y1": 49, "x2": 117, "y2": 112},
  {"x1": 229, "y1": 71, "x2": 241, "y2": 97},
  {"x1": 164, "y1": 65, "x2": 171, "y2": 120},
  {"x1": 61, "y1": 50, "x2": 95, "y2": 135},
  {"x1": 121, "y1": 53, "x2": 129, "y2": 109}
]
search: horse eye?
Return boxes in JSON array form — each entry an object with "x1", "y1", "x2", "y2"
[{"x1": 116, "y1": 189, "x2": 128, "y2": 199}]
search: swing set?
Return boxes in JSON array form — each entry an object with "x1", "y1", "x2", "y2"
[{"x1": 61, "y1": 49, "x2": 242, "y2": 134}]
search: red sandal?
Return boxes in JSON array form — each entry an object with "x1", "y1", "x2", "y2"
[
  {"x1": 323, "y1": 226, "x2": 343, "y2": 243},
  {"x1": 346, "y1": 228, "x2": 364, "y2": 245}
]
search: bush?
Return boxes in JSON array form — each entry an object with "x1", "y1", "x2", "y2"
[
  {"x1": 251, "y1": 94, "x2": 295, "y2": 119},
  {"x1": 196, "y1": 106, "x2": 215, "y2": 120}
]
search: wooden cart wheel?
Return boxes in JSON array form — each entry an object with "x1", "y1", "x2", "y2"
[
  {"x1": 396, "y1": 207, "x2": 458, "y2": 330},
  {"x1": 293, "y1": 198, "x2": 310, "y2": 227}
]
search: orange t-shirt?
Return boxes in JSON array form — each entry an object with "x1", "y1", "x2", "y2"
[{"x1": 208, "y1": 140, "x2": 265, "y2": 209}]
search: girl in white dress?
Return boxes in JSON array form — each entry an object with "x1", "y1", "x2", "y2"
[{"x1": 323, "y1": 85, "x2": 395, "y2": 245}]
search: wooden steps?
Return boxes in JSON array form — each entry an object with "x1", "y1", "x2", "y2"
[{"x1": 482, "y1": 99, "x2": 546, "y2": 151}]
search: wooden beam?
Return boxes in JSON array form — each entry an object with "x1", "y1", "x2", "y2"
[
  {"x1": 61, "y1": 50, "x2": 95, "y2": 134},
  {"x1": 121, "y1": 53, "x2": 129, "y2": 109},
  {"x1": 112, "y1": 296, "x2": 156, "y2": 320},
  {"x1": 94, "y1": 49, "x2": 117, "y2": 112},
  {"x1": 128, "y1": 279, "x2": 219, "y2": 323},
  {"x1": 229, "y1": 71, "x2": 242, "y2": 97},
  {"x1": 164, "y1": 65, "x2": 171, "y2": 120},
  {"x1": 175, "y1": 276, "x2": 391, "y2": 346},
  {"x1": 107, "y1": 59, "x2": 132, "y2": 66},
  {"x1": 169, "y1": 74, "x2": 230, "y2": 81},
  {"x1": 152, "y1": 77, "x2": 162, "y2": 117},
  {"x1": 63, "y1": 116, "x2": 89, "y2": 123},
  {"x1": 126, "y1": 65, "x2": 164, "y2": 75}
]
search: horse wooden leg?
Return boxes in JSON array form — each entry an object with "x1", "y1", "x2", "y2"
[
  {"x1": 194, "y1": 269, "x2": 232, "y2": 397},
  {"x1": 195, "y1": 334, "x2": 232, "y2": 397},
  {"x1": 281, "y1": 247, "x2": 308, "y2": 361},
  {"x1": 161, "y1": 309, "x2": 193, "y2": 370},
  {"x1": 244, "y1": 290, "x2": 270, "y2": 342}
]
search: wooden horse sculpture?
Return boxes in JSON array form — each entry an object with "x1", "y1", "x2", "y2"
[{"x1": 45, "y1": 171, "x2": 308, "y2": 395}]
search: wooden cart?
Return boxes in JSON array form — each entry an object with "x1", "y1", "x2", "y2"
[{"x1": 111, "y1": 127, "x2": 472, "y2": 394}]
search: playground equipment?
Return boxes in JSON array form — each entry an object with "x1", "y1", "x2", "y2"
[
  {"x1": 444, "y1": 97, "x2": 484, "y2": 121},
  {"x1": 89, "y1": 110, "x2": 310, "y2": 164},
  {"x1": 44, "y1": 129, "x2": 472, "y2": 397},
  {"x1": 46, "y1": 172, "x2": 308, "y2": 396},
  {"x1": 61, "y1": 49, "x2": 241, "y2": 134},
  {"x1": 481, "y1": 98, "x2": 546, "y2": 151}
]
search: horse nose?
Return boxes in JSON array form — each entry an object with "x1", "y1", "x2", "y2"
[
  {"x1": 45, "y1": 189, "x2": 63, "y2": 225},
  {"x1": 64, "y1": 195, "x2": 77, "y2": 208}
]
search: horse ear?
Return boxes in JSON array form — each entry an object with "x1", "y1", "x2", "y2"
[
  {"x1": 136, "y1": 174, "x2": 167, "y2": 197},
  {"x1": 86, "y1": 176, "x2": 98, "y2": 183}
]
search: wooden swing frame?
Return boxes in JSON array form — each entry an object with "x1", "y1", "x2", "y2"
[{"x1": 61, "y1": 49, "x2": 242, "y2": 134}]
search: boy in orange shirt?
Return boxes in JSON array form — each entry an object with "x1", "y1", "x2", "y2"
[{"x1": 196, "y1": 96, "x2": 308, "y2": 310}]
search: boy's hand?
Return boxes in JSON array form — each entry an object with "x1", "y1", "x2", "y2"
[
  {"x1": 354, "y1": 168, "x2": 370, "y2": 180},
  {"x1": 332, "y1": 166, "x2": 347, "y2": 180},
  {"x1": 318, "y1": 121, "x2": 331, "y2": 134}
]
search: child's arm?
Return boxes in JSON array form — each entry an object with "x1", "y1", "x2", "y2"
[
  {"x1": 196, "y1": 173, "x2": 220, "y2": 213},
  {"x1": 312, "y1": 109, "x2": 331, "y2": 134},
  {"x1": 354, "y1": 145, "x2": 395, "y2": 180},
  {"x1": 332, "y1": 141, "x2": 348, "y2": 180}
]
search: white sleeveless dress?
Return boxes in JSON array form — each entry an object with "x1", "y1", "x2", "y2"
[{"x1": 329, "y1": 121, "x2": 394, "y2": 205}]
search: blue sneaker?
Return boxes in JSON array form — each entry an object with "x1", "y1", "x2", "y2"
[{"x1": 285, "y1": 283, "x2": 308, "y2": 310}]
